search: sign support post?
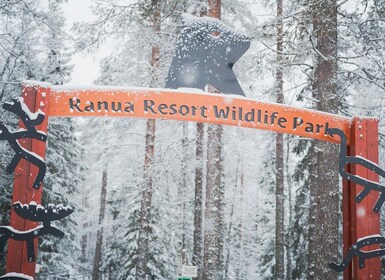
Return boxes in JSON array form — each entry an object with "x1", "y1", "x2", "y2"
[
  {"x1": 342, "y1": 117, "x2": 380, "y2": 280},
  {"x1": 5, "y1": 84, "x2": 50, "y2": 277}
]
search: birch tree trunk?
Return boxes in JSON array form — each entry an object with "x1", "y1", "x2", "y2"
[
  {"x1": 307, "y1": 0, "x2": 339, "y2": 278},
  {"x1": 92, "y1": 169, "x2": 108, "y2": 280},
  {"x1": 136, "y1": 1, "x2": 161, "y2": 278},
  {"x1": 275, "y1": 0, "x2": 285, "y2": 278}
]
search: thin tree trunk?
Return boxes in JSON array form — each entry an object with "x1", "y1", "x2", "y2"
[
  {"x1": 136, "y1": 118, "x2": 156, "y2": 280},
  {"x1": 193, "y1": 2, "x2": 207, "y2": 279},
  {"x1": 223, "y1": 156, "x2": 240, "y2": 280},
  {"x1": 180, "y1": 122, "x2": 188, "y2": 266},
  {"x1": 275, "y1": 0, "x2": 285, "y2": 278},
  {"x1": 136, "y1": 1, "x2": 161, "y2": 279},
  {"x1": 307, "y1": 0, "x2": 339, "y2": 278},
  {"x1": 203, "y1": 123, "x2": 223, "y2": 280},
  {"x1": 81, "y1": 184, "x2": 89, "y2": 264},
  {"x1": 237, "y1": 172, "x2": 245, "y2": 279},
  {"x1": 285, "y1": 136, "x2": 293, "y2": 280},
  {"x1": 193, "y1": 120, "x2": 205, "y2": 278},
  {"x1": 92, "y1": 169, "x2": 107, "y2": 280},
  {"x1": 203, "y1": 2, "x2": 224, "y2": 279}
]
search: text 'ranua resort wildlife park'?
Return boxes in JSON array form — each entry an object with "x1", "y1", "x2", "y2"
[{"x1": 50, "y1": 87, "x2": 350, "y2": 143}]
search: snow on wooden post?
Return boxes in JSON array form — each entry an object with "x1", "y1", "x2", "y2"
[
  {"x1": 342, "y1": 117, "x2": 380, "y2": 280},
  {"x1": 6, "y1": 83, "x2": 50, "y2": 278}
]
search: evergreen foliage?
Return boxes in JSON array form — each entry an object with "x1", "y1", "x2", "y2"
[
  {"x1": 35, "y1": 1, "x2": 82, "y2": 278},
  {"x1": 256, "y1": 136, "x2": 277, "y2": 279},
  {"x1": 0, "y1": 0, "x2": 81, "y2": 276}
]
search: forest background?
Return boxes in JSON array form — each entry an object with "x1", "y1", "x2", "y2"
[{"x1": 1, "y1": 0, "x2": 385, "y2": 279}]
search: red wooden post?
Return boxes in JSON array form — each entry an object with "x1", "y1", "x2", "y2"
[
  {"x1": 6, "y1": 83, "x2": 50, "y2": 277},
  {"x1": 343, "y1": 145, "x2": 353, "y2": 280},
  {"x1": 343, "y1": 117, "x2": 380, "y2": 280}
]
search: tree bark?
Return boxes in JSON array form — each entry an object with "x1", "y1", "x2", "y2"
[
  {"x1": 275, "y1": 0, "x2": 285, "y2": 278},
  {"x1": 203, "y1": 123, "x2": 224, "y2": 280},
  {"x1": 307, "y1": 0, "x2": 339, "y2": 278},
  {"x1": 92, "y1": 169, "x2": 107, "y2": 280},
  {"x1": 81, "y1": 183, "x2": 89, "y2": 264},
  {"x1": 136, "y1": 118, "x2": 156, "y2": 280},
  {"x1": 285, "y1": 136, "x2": 293, "y2": 280},
  {"x1": 193, "y1": 4, "x2": 207, "y2": 278},
  {"x1": 202, "y1": 2, "x2": 224, "y2": 279},
  {"x1": 193, "y1": 120, "x2": 205, "y2": 278},
  {"x1": 136, "y1": 1, "x2": 161, "y2": 279},
  {"x1": 180, "y1": 122, "x2": 188, "y2": 266}
]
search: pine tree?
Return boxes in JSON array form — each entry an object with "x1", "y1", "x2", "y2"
[
  {"x1": 306, "y1": 1, "x2": 339, "y2": 278},
  {"x1": 0, "y1": 6, "x2": 48, "y2": 271},
  {"x1": 192, "y1": 3, "x2": 207, "y2": 279},
  {"x1": 274, "y1": 0, "x2": 285, "y2": 278},
  {"x1": 37, "y1": 0, "x2": 81, "y2": 276},
  {"x1": 73, "y1": 2, "x2": 190, "y2": 278},
  {"x1": 0, "y1": 0, "x2": 81, "y2": 276},
  {"x1": 291, "y1": 139, "x2": 311, "y2": 279},
  {"x1": 257, "y1": 135, "x2": 277, "y2": 280}
]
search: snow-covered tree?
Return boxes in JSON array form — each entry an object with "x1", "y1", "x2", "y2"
[
  {"x1": 35, "y1": 1, "x2": 82, "y2": 278},
  {"x1": 0, "y1": 1, "x2": 81, "y2": 276}
]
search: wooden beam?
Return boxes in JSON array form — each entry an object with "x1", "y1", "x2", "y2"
[
  {"x1": 343, "y1": 117, "x2": 380, "y2": 279},
  {"x1": 6, "y1": 84, "x2": 50, "y2": 277},
  {"x1": 49, "y1": 87, "x2": 351, "y2": 143}
]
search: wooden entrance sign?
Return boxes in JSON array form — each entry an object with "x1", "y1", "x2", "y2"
[
  {"x1": 4, "y1": 82, "x2": 380, "y2": 279},
  {"x1": 49, "y1": 85, "x2": 351, "y2": 143}
]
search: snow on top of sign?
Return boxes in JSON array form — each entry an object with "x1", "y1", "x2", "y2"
[
  {"x1": 18, "y1": 97, "x2": 45, "y2": 119},
  {"x1": 23, "y1": 80, "x2": 51, "y2": 88},
  {"x1": 181, "y1": 265, "x2": 198, "y2": 277},
  {"x1": 53, "y1": 83, "x2": 259, "y2": 103},
  {"x1": 356, "y1": 234, "x2": 383, "y2": 243},
  {"x1": 53, "y1": 84, "x2": 236, "y2": 96},
  {"x1": 16, "y1": 128, "x2": 47, "y2": 136},
  {"x1": 53, "y1": 83, "x2": 169, "y2": 92},
  {"x1": 176, "y1": 87, "x2": 205, "y2": 93},
  {"x1": 50, "y1": 84, "x2": 352, "y2": 120},
  {"x1": 181, "y1": 13, "x2": 249, "y2": 42},
  {"x1": 0, "y1": 272, "x2": 34, "y2": 280},
  {"x1": 182, "y1": 13, "x2": 229, "y2": 29},
  {"x1": 0, "y1": 225, "x2": 43, "y2": 235},
  {"x1": 354, "y1": 155, "x2": 381, "y2": 168},
  {"x1": 36, "y1": 82, "x2": 354, "y2": 124},
  {"x1": 19, "y1": 145, "x2": 44, "y2": 162}
]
